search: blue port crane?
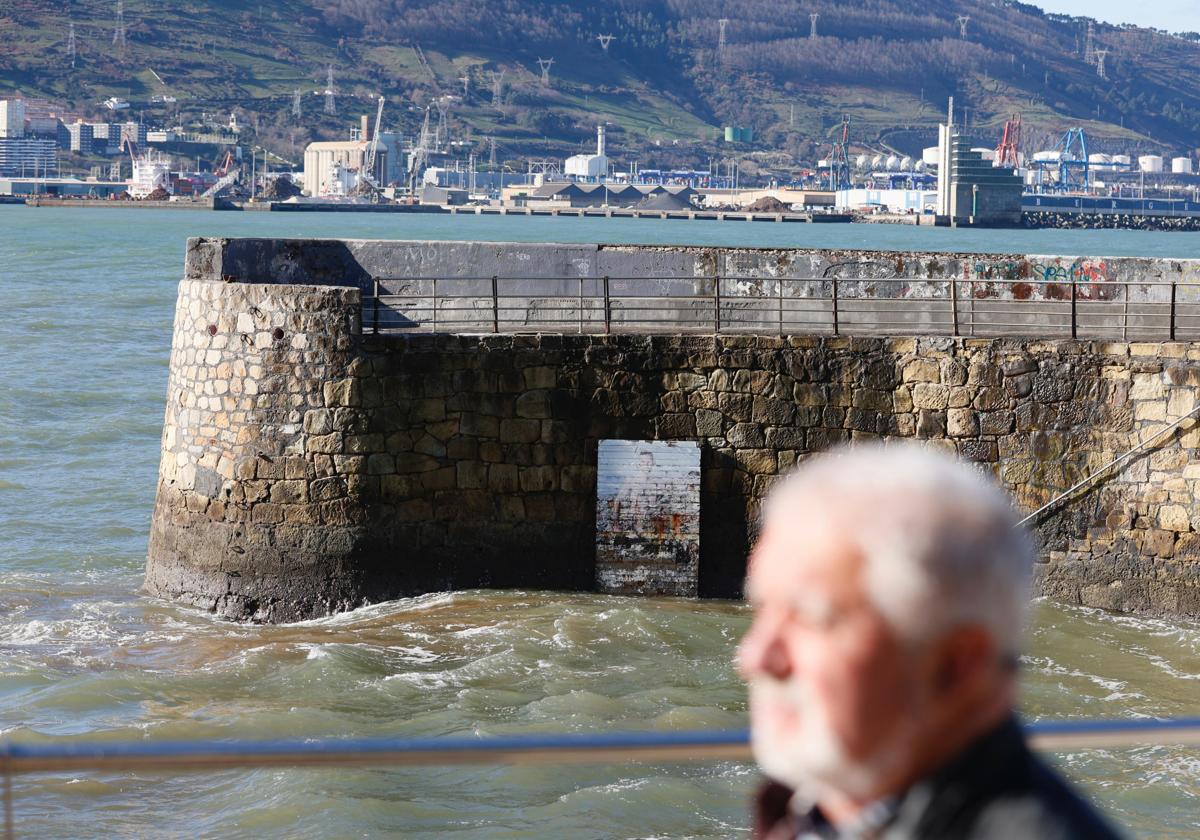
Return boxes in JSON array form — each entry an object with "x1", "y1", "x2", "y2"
[
  {"x1": 826, "y1": 115, "x2": 851, "y2": 191},
  {"x1": 1034, "y1": 127, "x2": 1091, "y2": 193}
]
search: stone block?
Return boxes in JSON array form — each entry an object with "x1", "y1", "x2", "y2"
[
  {"x1": 1159, "y1": 505, "x2": 1191, "y2": 532},
  {"x1": 1135, "y1": 400, "x2": 1166, "y2": 422},
  {"x1": 309, "y1": 476, "x2": 347, "y2": 502},
  {"x1": 1141, "y1": 528, "x2": 1176, "y2": 557},
  {"x1": 307, "y1": 433, "x2": 342, "y2": 455},
  {"x1": 1001, "y1": 357, "x2": 1036, "y2": 376},
  {"x1": 916, "y1": 409, "x2": 945, "y2": 439},
  {"x1": 1167, "y1": 389, "x2": 1195, "y2": 418},
  {"x1": 323, "y1": 379, "x2": 360, "y2": 408},
  {"x1": 500, "y1": 418, "x2": 541, "y2": 444},
  {"x1": 959, "y1": 439, "x2": 998, "y2": 463},
  {"x1": 459, "y1": 413, "x2": 500, "y2": 437},
  {"x1": 303, "y1": 409, "x2": 333, "y2": 435},
  {"x1": 520, "y1": 465, "x2": 558, "y2": 492},
  {"x1": 793, "y1": 384, "x2": 825, "y2": 406},
  {"x1": 269, "y1": 480, "x2": 308, "y2": 504},
  {"x1": 367, "y1": 453, "x2": 395, "y2": 475},
  {"x1": 727, "y1": 422, "x2": 766, "y2": 448},
  {"x1": 979, "y1": 410, "x2": 1014, "y2": 436},
  {"x1": 457, "y1": 461, "x2": 489, "y2": 490},
  {"x1": 912, "y1": 384, "x2": 949, "y2": 410},
  {"x1": 394, "y1": 452, "x2": 441, "y2": 473},
  {"x1": 766, "y1": 427, "x2": 806, "y2": 450},
  {"x1": 695, "y1": 409, "x2": 724, "y2": 437},
  {"x1": 516, "y1": 390, "x2": 553, "y2": 419},
  {"x1": 560, "y1": 465, "x2": 595, "y2": 494},
  {"x1": 656, "y1": 413, "x2": 697, "y2": 438},
  {"x1": 902, "y1": 358, "x2": 940, "y2": 383},
  {"x1": 852, "y1": 389, "x2": 892, "y2": 412},
  {"x1": 1130, "y1": 373, "x2": 1165, "y2": 400},
  {"x1": 523, "y1": 366, "x2": 558, "y2": 389},
  {"x1": 947, "y1": 408, "x2": 978, "y2": 438}
]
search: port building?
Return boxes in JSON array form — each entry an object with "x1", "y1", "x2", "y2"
[{"x1": 564, "y1": 126, "x2": 609, "y2": 181}]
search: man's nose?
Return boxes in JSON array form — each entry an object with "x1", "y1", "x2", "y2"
[{"x1": 738, "y1": 619, "x2": 791, "y2": 681}]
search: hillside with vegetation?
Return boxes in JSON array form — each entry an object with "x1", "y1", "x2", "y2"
[{"x1": 2, "y1": 0, "x2": 1200, "y2": 171}]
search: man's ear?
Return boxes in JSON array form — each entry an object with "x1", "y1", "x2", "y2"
[{"x1": 930, "y1": 625, "x2": 995, "y2": 697}]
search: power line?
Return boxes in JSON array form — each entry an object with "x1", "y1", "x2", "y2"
[
  {"x1": 1095, "y1": 49, "x2": 1109, "y2": 80},
  {"x1": 67, "y1": 21, "x2": 76, "y2": 68},
  {"x1": 292, "y1": 88, "x2": 301, "y2": 119},
  {"x1": 717, "y1": 18, "x2": 729, "y2": 60},
  {"x1": 324, "y1": 65, "x2": 336, "y2": 115},
  {"x1": 956, "y1": 15, "x2": 969, "y2": 39},
  {"x1": 597, "y1": 34, "x2": 614, "y2": 52},
  {"x1": 809, "y1": 13, "x2": 819, "y2": 39}
]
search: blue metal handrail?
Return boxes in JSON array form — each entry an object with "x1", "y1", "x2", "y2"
[
  {"x1": 3, "y1": 718, "x2": 1199, "y2": 774},
  {"x1": 2, "y1": 720, "x2": 1199, "y2": 839}
]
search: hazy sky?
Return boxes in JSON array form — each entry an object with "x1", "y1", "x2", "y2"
[{"x1": 1035, "y1": 1, "x2": 1200, "y2": 32}]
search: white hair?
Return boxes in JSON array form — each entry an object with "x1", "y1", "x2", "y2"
[{"x1": 763, "y1": 442, "x2": 1034, "y2": 655}]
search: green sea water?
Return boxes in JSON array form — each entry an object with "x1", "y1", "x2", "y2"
[{"x1": 0, "y1": 206, "x2": 1198, "y2": 838}]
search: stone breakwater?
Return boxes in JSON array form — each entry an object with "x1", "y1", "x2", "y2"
[{"x1": 146, "y1": 238, "x2": 1200, "y2": 621}]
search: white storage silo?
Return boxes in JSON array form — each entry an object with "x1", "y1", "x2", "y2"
[
  {"x1": 922, "y1": 146, "x2": 939, "y2": 166},
  {"x1": 855, "y1": 154, "x2": 868, "y2": 169},
  {"x1": 1139, "y1": 155, "x2": 1164, "y2": 173},
  {"x1": 899, "y1": 156, "x2": 914, "y2": 171},
  {"x1": 1112, "y1": 154, "x2": 1132, "y2": 167},
  {"x1": 871, "y1": 154, "x2": 884, "y2": 169},
  {"x1": 1172, "y1": 157, "x2": 1193, "y2": 174},
  {"x1": 885, "y1": 154, "x2": 899, "y2": 170}
]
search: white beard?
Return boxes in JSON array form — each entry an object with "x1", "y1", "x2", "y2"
[{"x1": 748, "y1": 676, "x2": 914, "y2": 802}]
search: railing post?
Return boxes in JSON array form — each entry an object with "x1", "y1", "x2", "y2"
[
  {"x1": 778, "y1": 279, "x2": 785, "y2": 337},
  {"x1": 603, "y1": 275, "x2": 611, "y2": 334},
  {"x1": 950, "y1": 278, "x2": 960, "y2": 337},
  {"x1": 491, "y1": 275, "x2": 499, "y2": 334},
  {"x1": 1070, "y1": 279, "x2": 1078, "y2": 339},
  {"x1": 831, "y1": 277, "x2": 840, "y2": 336},
  {"x1": 713, "y1": 276, "x2": 721, "y2": 335},
  {"x1": 1122, "y1": 281, "x2": 1129, "y2": 341},
  {"x1": 432, "y1": 277, "x2": 438, "y2": 333},
  {"x1": 1171, "y1": 281, "x2": 1178, "y2": 341},
  {"x1": 579, "y1": 276, "x2": 585, "y2": 334},
  {"x1": 372, "y1": 278, "x2": 380, "y2": 335}
]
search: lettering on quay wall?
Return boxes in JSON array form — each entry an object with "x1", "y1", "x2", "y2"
[{"x1": 595, "y1": 440, "x2": 700, "y2": 597}]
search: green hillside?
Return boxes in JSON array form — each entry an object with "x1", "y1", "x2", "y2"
[{"x1": 2, "y1": 0, "x2": 1199, "y2": 170}]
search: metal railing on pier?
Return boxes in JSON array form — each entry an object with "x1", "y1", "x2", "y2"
[
  {"x1": 5, "y1": 719, "x2": 1200, "y2": 837},
  {"x1": 363, "y1": 275, "x2": 1200, "y2": 341}
]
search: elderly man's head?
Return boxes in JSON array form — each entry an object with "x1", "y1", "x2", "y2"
[{"x1": 738, "y1": 443, "x2": 1033, "y2": 811}]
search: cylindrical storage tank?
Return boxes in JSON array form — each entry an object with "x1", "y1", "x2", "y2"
[
  {"x1": 855, "y1": 154, "x2": 868, "y2": 169},
  {"x1": 885, "y1": 155, "x2": 899, "y2": 170},
  {"x1": 1172, "y1": 157, "x2": 1193, "y2": 174},
  {"x1": 724, "y1": 126, "x2": 737, "y2": 143},
  {"x1": 1088, "y1": 153, "x2": 1111, "y2": 166},
  {"x1": 1032, "y1": 150, "x2": 1061, "y2": 162},
  {"x1": 899, "y1": 156, "x2": 913, "y2": 170},
  {"x1": 922, "y1": 146, "x2": 939, "y2": 165},
  {"x1": 1139, "y1": 155, "x2": 1163, "y2": 173},
  {"x1": 871, "y1": 154, "x2": 884, "y2": 169},
  {"x1": 817, "y1": 158, "x2": 830, "y2": 169},
  {"x1": 971, "y1": 147, "x2": 997, "y2": 162},
  {"x1": 1112, "y1": 154, "x2": 1131, "y2": 166}
]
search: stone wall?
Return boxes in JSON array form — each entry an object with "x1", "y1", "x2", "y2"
[{"x1": 146, "y1": 239, "x2": 1200, "y2": 622}]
